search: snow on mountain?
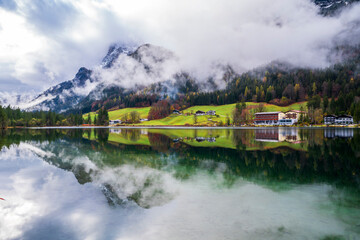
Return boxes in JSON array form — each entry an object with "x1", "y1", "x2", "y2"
[
  {"x1": 21, "y1": 44, "x2": 184, "y2": 112},
  {"x1": 101, "y1": 44, "x2": 137, "y2": 68},
  {"x1": 314, "y1": 0, "x2": 360, "y2": 15},
  {"x1": 24, "y1": 67, "x2": 93, "y2": 112}
]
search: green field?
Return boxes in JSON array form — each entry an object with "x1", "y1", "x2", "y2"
[
  {"x1": 84, "y1": 107, "x2": 151, "y2": 123},
  {"x1": 85, "y1": 102, "x2": 307, "y2": 126}
]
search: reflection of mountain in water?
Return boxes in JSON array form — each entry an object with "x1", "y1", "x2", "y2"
[
  {"x1": 255, "y1": 128, "x2": 301, "y2": 143},
  {"x1": 324, "y1": 128, "x2": 354, "y2": 138},
  {"x1": 1, "y1": 128, "x2": 360, "y2": 209}
]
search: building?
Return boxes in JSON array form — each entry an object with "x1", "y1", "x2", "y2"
[
  {"x1": 109, "y1": 119, "x2": 121, "y2": 125},
  {"x1": 254, "y1": 112, "x2": 285, "y2": 125},
  {"x1": 206, "y1": 110, "x2": 216, "y2": 115},
  {"x1": 196, "y1": 110, "x2": 205, "y2": 116},
  {"x1": 278, "y1": 110, "x2": 306, "y2": 125},
  {"x1": 173, "y1": 110, "x2": 181, "y2": 114},
  {"x1": 324, "y1": 114, "x2": 336, "y2": 125},
  {"x1": 324, "y1": 114, "x2": 353, "y2": 125},
  {"x1": 335, "y1": 115, "x2": 353, "y2": 125},
  {"x1": 140, "y1": 118, "x2": 148, "y2": 122}
]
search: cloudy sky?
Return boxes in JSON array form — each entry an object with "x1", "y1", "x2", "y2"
[{"x1": 0, "y1": 0, "x2": 360, "y2": 94}]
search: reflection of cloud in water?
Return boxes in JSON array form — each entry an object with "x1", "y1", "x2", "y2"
[
  {"x1": 91, "y1": 165, "x2": 178, "y2": 208},
  {"x1": 0, "y1": 144, "x2": 357, "y2": 240}
]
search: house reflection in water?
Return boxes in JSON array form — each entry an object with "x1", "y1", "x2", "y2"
[
  {"x1": 324, "y1": 128, "x2": 354, "y2": 138},
  {"x1": 109, "y1": 128, "x2": 148, "y2": 135},
  {"x1": 255, "y1": 128, "x2": 300, "y2": 143}
]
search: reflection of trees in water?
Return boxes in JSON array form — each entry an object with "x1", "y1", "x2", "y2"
[
  {"x1": 148, "y1": 132, "x2": 172, "y2": 153},
  {"x1": 121, "y1": 129, "x2": 141, "y2": 142},
  {"x1": 95, "y1": 128, "x2": 109, "y2": 145},
  {"x1": 232, "y1": 129, "x2": 255, "y2": 150}
]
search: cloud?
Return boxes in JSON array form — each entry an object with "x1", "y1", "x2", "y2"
[{"x1": 0, "y1": 0, "x2": 360, "y2": 94}]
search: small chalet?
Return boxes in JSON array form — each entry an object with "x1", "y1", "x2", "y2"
[
  {"x1": 196, "y1": 110, "x2": 205, "y2": 116},
  {"x1": 173, "y1": 110, "x2": 181, "y2": 114},
  {"x1": 206, "y1": 110, "x2": 216, "y2": 116},
  {"x1": 109, "y1": 119, "x2": 121, "y2": 125},
  {"x1": 140, "y1": 118, "x2": 148, "y2": 122}
]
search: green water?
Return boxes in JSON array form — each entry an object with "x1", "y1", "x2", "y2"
[{"x1": 0, "y1": 127, "x2": 359, "y2": 240}]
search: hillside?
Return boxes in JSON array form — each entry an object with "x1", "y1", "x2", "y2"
[{"x1": 85, "y1": 102, "x2": 307, "y2": 126}]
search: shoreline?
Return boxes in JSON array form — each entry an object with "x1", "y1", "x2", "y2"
[{"x1": 25, "y1": 125, "x2": 359, "y2": 130}]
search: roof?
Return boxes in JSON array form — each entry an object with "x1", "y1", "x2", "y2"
[
  {"x1": 196, "y1": 110, "x2": 205, "y2": 113},
  {"x1": 324, "y1": 114, "x2": 336, "y2": 118},
  {"x1": 337, "y1": 114, "x2": 353, "y2": 118},
  {"x1": 255, "y1": 112, "x2": 281, "y2": 115},
  {"x1": 285, "y1": 110, "x2": 305, "y2": 113}
]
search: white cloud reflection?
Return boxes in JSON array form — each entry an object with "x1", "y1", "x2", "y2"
[{"x1": 0, "y1": 143, "x2": 357, "y2": 240}]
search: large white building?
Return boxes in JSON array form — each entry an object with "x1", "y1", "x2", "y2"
[{"x1": 254, "y1": 112, "x2": 285, "y2": 125}]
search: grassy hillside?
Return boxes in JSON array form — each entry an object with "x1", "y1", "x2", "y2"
[
  {"x1": 85, "y1": 102, "x2": 307, "y2": 126},
  {"x1": 140, "y1": 102, "x2": 307, "y2": 126},
  {"x1": 84, "y1": 107, "x2": 151, "y2": 123}
]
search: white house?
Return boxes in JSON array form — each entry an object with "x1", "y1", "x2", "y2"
[
  {"x1": 206, "y1": 110, "x2": 216, "y2": 116},
  {"x1": 196, "y1": 110, "x2": 205, "y2": 116},
  {"x1": 334, "y1": 115, "x2": 353, "y2": 125},
  {"x1": 109, "y1": 119, "x2": 121, "y2": 125}
]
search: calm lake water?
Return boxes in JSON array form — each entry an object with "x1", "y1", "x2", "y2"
[{"x1": 0, "y1": 127, "x2": 359, "y2": 240}]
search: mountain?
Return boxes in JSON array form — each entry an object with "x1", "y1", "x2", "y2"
[
  {"x1": 19, "y1": 42, "x2": 232, "y2": 113},
  {"x1": 314, "y1": 0, "x2": 360, "y2": 15},
  {"x1": 23, "y1": 67, "x2": 93, "y2": 112},
  {"x1": 21, "y1": 45, "x2": 136, "y2": 112}
]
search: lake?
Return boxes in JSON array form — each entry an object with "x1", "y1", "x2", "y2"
[{"x1": 0, "y1": 127, "x2": 359, "y2": 240}]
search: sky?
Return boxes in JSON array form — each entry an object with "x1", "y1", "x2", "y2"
[{"x1": 0, "y1": 0, "x2": 360, "y2": 95}]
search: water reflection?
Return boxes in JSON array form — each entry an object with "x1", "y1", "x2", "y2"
[
  {"x1": 324, "y1": 128, "x2": 354, "y2": 138},
  {"x1": 0, "y1": 128, "x2": 360, "y2": 239},
  {"x1": 255, "y1": 128, "x2": 302, "y2": 143}
]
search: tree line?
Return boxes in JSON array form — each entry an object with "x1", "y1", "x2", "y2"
[{"x1": 0, "y1": 105, "x2": 84, "y2": 129}]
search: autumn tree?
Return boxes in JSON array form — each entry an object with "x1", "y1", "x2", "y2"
[{"x1": 148, "y1": 100, "x2": 171, "y2": 120}]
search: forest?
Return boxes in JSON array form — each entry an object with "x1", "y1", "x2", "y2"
[{"x1": 0, "y1": 105, "x2": 83, "y2": 129}]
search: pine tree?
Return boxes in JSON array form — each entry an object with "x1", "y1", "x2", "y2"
[
  {"x1": 88, "y1": 113, "x2": 92, "y2": 125},
  {"x1": 0, "y1": 106, "x2": 8, "y2": 129}
]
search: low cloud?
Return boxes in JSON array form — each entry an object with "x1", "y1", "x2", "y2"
[{"x1": 1, "y1": 0, "x2": 360, "y2": 94}]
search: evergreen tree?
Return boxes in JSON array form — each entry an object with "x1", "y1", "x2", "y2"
[
  {"x1": 88, "y1": 113, "x2": 92, "y2": 125},
  {"x1": 0, "y1": 106, "x2": 8, "y2": 129}
]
